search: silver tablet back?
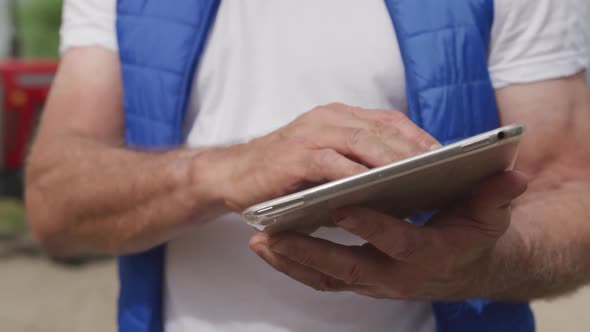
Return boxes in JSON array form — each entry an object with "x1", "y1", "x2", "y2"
[{"x1": 243, "y1": 125, "x2": 524, "y2": 234}]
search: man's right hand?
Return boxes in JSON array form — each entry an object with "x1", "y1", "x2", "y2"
[
  {"x1": 201, "y1": 103, "x2": 440, "y2": 212},
  {"x1": 27, "y1": 48, "x2": 438, "y2": 255}
]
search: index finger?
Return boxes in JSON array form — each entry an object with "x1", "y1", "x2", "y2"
[
  {"x1": 315, "y1": 103, "x2": 440, "y2": 151},
  {"x1": 348, "y1": 107, "x2": 440, "y2": 151},
  {"x1": 333, "y1": 207, "x2": 431, "y2": 263}
]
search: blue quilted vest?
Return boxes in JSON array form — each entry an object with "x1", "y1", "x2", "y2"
[{"x1": 116, "y1": 1, "x2": 535, "y2": 331}]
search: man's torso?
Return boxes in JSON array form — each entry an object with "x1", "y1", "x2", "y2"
[
  {"x1": 170, "y1": 1, "x2": 435, "y2": 331},
  {"x1": 59, "y1": 0, "x2": 590, "y2": 330}
]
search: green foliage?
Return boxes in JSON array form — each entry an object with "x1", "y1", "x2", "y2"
[
  {"x1": 0, "y1": 199, "x2": 26, "y2": 237},
  {"x1": 16, "y1": 0, "x2": 63, "y2": 59}
]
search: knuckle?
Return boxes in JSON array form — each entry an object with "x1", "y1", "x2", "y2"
[
  {"x1": 365, "y1": 120, "x2": 384, "y2": 139},
  {"x1": 272, "y1": 148, "x2": 306, "y2": 183},
  {"x1": 310, "y1": 105, "x2": 325, "y2": 114},
  {"x1": 316, "y1": 103, "x2": 352, "y2": 117},
  {"x1": 283, "y1": 126, "x2": 313, "y2": 147},
  {"x1": 376, "y1": 120, "x2": 401, "y2": 140},
  {"x1": 387, "y1": 231, "x2": 420, "y2": 261},
  {"x1": 356, "y1": 217, "x2": 387, "y2": 241},
  {"x1": 346, "y1": 128, "x2": 368, "y2": 149},
  {"x1": 287, "y1": 121, "x2": 309, "y2": 134},
  {"x1": 298, "y1": 250, "x2": 315, "y2": 267},
  {"x1": 295, "y1": 112, "x2": 312, "y2": 124},
  {"x1": 372, "y1": 119, "x2": 391, "y2": 134},
  {"x1": 344, "y1": 263, "x2": 364, "y2": 285},
  {"x1": 297, "y1": 108, "x2": 322, "y2": 123},
  {"x1": 313, "y1": 274, "x2": 341, "y2": 292},
  {"x1": 311, "y1": 283, "x2": 328, "y2": 292},
  {"x1": 312, "y1": 149, "x2": 339, "y2": 169},
  {"x1": 289, "y1": 134, "x2": 313, "y2": 149},
  {"x1": 310, "y1": 104, "x2": 334, "y2": 116},
  {"x1": 323, "y1": 102, "x2": 346, "y2": 110}
]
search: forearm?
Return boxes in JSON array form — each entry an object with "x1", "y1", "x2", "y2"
[
  {"x1": 485, "y1": 179, "x2": 590, "y2": 301},
  {"x1": 26, "y1": 134, "x2": 226, "y2": 256},
  {"x1": 484, "y1": 71, "x2": 590, "y2": 301}
]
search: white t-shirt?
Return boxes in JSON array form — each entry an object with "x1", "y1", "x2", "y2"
[{"x1": 60, "y1": 1, "x2": 590, "y2": 331}]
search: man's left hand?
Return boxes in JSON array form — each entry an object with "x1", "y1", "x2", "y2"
[{"x1": 250, "y1": 171, "x2": 528, "y2": 301}]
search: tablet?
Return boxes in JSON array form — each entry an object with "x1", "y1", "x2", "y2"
[{"x1": 242, "y1": 124, "x2": 524, "y2": 234}]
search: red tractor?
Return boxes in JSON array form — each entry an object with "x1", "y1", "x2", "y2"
[{"x1": 0, "y1": 60, "x2": 57, "y2": 197}]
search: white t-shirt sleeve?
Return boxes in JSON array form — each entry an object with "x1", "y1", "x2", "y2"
[
  {"x1": 59, "y1": 0, "x2": 118, "y2": 53},
  {"x1": 59, "y1": 0, "x2": 589, "y2": 87},
  {"x1": 489, "y1": 0, "x2": 590, "y2": 88}
]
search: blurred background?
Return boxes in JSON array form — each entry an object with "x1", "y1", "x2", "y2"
[{"x1": 0, "y1": 0, "x2": 589, "y2": 331}]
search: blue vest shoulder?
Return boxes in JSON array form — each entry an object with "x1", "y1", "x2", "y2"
[
  {"x1": 386, "y1": 0, "x2": 500, "y2": 144},
  {"x1": 116, "y1": 1, "x2": 534, "y2": 331},
  {"x1": 117, "y1": 1, "x2": 220, "y2": 331}
]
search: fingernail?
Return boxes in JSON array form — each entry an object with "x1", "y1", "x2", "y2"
[
  {"x1": 253, "y1": 244, "x2": 274, "y2": 264},
  {"x1": 250, "y1": 233, "x2": 270, "y2": 247},
  {"x1": 430, "y1": 143, "x2": 443, "y2": 150},
  {"x1": 511, "y1": 170, "x2": 530, "y2": 182}
]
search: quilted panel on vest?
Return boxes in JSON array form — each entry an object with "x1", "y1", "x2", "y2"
[
  {"x1": 116, "y1": 1, "x2": 221, "y2": 332},
  {"x1": 386, "y1": 0, "x2": 499, "y2": 143},
  {"x1": 118, "y1": 0, "x2": 220, "y2": 147}
]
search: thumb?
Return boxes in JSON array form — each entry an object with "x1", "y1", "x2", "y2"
[{"x1": 466, "y1": 171, "x2": 528, "y2": 236}]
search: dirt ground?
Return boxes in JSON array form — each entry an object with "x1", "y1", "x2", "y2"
[{"x1": 1, "y1": 255, "x2": 590, "y2": 332}]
